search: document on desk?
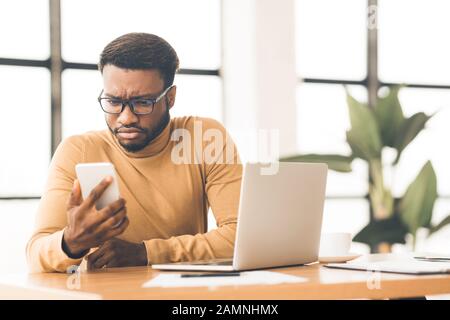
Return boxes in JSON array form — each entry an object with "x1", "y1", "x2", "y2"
[
  {"x1": 326, "y1": 255, "x2": 450, "y2": 275},
  {"x1": 143, "y1": 271, "x2": 307, "y2": 288}
]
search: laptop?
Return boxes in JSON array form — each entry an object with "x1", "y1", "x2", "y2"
[{"x1": 151, "y1": 162, "x2": 328, "y2": 272}]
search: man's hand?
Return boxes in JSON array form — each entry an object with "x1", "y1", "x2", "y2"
[
  {"x1": 86, "y1": 238, "x2": 148, "y2": 269},
  {"x1": 62, "y1": 177, "x2": 130, "y2": 258}
]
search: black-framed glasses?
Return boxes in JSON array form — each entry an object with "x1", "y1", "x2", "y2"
[{"x1": 98, "y1": 85, "x2": 174, "y2": 115}]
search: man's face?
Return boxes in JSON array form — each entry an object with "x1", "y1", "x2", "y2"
[{"x1": 101, "y1": 65, "x2": 176, "y2": 152}]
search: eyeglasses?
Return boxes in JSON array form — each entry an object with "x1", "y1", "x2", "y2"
[{"x1": 98, "y1": 85, "x2": 173, "y2": 115}]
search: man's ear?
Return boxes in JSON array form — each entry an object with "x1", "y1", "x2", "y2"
[{"x1": 167, "y1": 85, "x2": 177, "y2": 110}]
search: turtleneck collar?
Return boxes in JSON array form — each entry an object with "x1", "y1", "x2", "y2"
[{"x1": 109, "y1": 119, "x2": 173, "y2": 158}]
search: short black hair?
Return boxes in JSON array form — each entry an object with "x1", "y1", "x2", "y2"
[{"x1": 98, "y1": 32, "x2": 179, "y2": 89}]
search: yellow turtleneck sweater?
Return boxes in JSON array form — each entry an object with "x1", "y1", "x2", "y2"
[{"x1": 26, "y1": 116, "x2": 242, "y2": 273}]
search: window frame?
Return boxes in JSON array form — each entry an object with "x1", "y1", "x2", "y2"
[{"x1": 0, "y1": 0, "x2": 222, "y2": 199}]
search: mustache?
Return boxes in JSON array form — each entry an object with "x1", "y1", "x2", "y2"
[{"x1": 113, "y1": 125, "x2": 147, "y2": 134}]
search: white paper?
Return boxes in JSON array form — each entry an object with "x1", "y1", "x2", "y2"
[
  {"x1": 327, "y1": 253, "x2": 450, "y2": 274},
  {"x1": 142, "y1": 271, "x2": 307, "y2": 288}
]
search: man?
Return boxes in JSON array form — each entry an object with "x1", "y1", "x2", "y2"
[{"x1": 26, "y1": 33, "x2": 242, "y2": 273}]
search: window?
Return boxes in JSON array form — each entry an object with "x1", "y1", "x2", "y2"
[
  {"x1": 0, "y1": 66, "x2": 50, "y2": 196},
  {"x1": 170, "y1": 75, "x2": 223, "y2": 120},
  {"x1": 0, "y1": 0, "x2": 49, "y2": 60},
  {"x1": 378, "y1": 0, "x2": 450, "y2": 84},
  {"x1": 62, "y1": 69, "x2": 104, "y2": 138},
  {"x1": 296, "y1": 0, "x2": 367, "y2": 80},
  {"x1": 296, "y1": 84, "x2": 368, "y2": 197},
  {"x1": 61, "y1": 0, "x2": 221, "y2": 70},
  {"x1": 295, "y1": 0, "x2": 450, "y2": 252},
  {"x1": 393, "y1": 88, "x2": 450, "y2": 197}
]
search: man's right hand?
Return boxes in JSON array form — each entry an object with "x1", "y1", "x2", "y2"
[{"x1": 62, "y1": 177, "x2": 129, "y2": 258}]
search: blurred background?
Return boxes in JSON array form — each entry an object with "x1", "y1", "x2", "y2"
[{"x1": 0, "y1": 0, "x2": 449, "y2": 274}]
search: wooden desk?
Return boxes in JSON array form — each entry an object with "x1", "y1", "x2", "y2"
[{"x1": 1, "y1": 263, "x2": 449, "y2": 300}]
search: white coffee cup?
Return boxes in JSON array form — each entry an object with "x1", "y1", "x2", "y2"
[{"x1": 319, "y1": 232, "x2": 352, "y2": 257}]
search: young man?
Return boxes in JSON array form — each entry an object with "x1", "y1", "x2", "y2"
[{"x1": 26, "y1": 33, "x2": 242, "y2": 273}]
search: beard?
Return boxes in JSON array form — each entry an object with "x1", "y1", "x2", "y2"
[{"x1": 107, "y1": 106, "x2": 170, "y2": 153}]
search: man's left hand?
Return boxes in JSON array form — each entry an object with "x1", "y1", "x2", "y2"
[{"x1": 87, "y1": 238, "x2": 148, "y2": 269}]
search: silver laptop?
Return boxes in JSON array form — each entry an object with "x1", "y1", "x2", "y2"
[{"x1": 151, "y1": 162, "x2": 328, "y2": 272}]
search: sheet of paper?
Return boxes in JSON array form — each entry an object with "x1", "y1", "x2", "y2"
[
  {"x1": 142, "y1": 271, "x2": 307, "y2": 288},
  {"x1": 326, "y1": 254, "x2": 450, "y2": 274}
]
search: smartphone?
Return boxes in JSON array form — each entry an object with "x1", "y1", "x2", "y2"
[{"x1": 75, "y1": 162, "x2": 120, "y2": 210}]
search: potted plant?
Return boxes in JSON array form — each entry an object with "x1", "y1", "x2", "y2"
[{"x1": 281, "y1": 86, "x2": 450, "y2": 252}]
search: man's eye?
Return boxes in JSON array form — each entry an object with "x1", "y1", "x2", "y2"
[
  {"x1": 107, "y1": 99, "x2": 122, "y2": 106},
  {"x1": 134, "y1": 99, "x2": 153, "y2": 107}
]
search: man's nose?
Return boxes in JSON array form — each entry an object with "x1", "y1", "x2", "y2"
[{"x1": 117, "y1": 103, "x2": 139, "y2": 125}]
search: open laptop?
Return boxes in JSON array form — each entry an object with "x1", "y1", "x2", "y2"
[{"x1": 151, "y1": 162, "x2": 328, "y2": 272}]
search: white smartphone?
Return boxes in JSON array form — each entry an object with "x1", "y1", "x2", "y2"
[{"x1": 75, "y1": 162, "x2": 120, "y2": 210}]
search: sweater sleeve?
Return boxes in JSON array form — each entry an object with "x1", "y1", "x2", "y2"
[
  {"x1": 143, "y1": 119, "x2": 242, "y2": 264},
  {"x1": 26, "y1": 135, "x2": 87, "y2": 273}
]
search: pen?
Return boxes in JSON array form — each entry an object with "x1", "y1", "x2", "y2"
[{"x1": 181, "y1": 272, "x2": 241, "y2": 278}]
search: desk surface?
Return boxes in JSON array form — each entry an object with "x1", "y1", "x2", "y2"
[{"x1": 2, "y1": 263, "x2": 450, "y2": 300}]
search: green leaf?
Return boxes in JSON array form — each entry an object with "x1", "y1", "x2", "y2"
[
  {"x1": 353, "y1": 215, "x2": 409, "y2": 246},
  {"x1": 279, "y1": 154, "x2": 353, "y2": 172},
  {"x1": 429, "y1": 214, "x2": 450, "y2": 236},
  {"x1": 346, "y1": 130, "x2": 370, "y2": 160},
  {"x1": 346, "y1": 92, "x2": 382, "y2": 160},
  {"x1": 393, "y1": 112, "x2": 432, "y2": 164},
  {"x1": 399, "y1": 161, "x2": 437, "y2": 236},
  {"x1": 373, "y1": 86, "x2": 405, "y2": 147}
]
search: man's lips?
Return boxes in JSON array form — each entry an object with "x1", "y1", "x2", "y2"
[{"x1": 116, "y1": 128, "x2": 144, "y2": 140}]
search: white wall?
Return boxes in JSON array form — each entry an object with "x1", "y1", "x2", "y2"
[{"x1": 222, "y1": 0, "x2": 298, "y2": 161}]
